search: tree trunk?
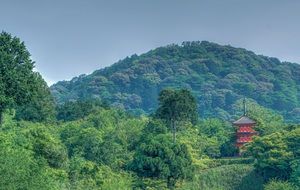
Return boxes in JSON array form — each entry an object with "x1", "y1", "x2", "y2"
[
  {"x1": 172, "y1": 119, "x2": 176, "y2": 143},
  {"x1": 167, "y1": 177, "x2": 176, "y2": 189},
  {"x1": 0, "y1": 110, "x2": 3, "y2": 126}
]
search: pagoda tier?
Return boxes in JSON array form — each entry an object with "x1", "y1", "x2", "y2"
[
  {"x1": 237, "y1": 126, "x2": 256, "y2": 133},
  {"x1": 237, "y1": 136, "x2": 252, "y2": 143}
]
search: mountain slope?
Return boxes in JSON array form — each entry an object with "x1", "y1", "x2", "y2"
[{"x1": 50, "y1": 41, "x2": 300, "y2": 122}]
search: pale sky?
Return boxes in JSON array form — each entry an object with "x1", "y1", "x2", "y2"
[{"x1": 1, "y1": 0, "x2": 300, "y2": 85}]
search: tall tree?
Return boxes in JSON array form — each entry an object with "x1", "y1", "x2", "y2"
[
  {"x1": 156, "y1": 89, "x2": 197, "y2": 142},
  {"x1": 129, "y1": 121, "x2": 193, "y2": 189},
  {"x1": 0, "y1": 32, "x2": 55, "y2": 123}
]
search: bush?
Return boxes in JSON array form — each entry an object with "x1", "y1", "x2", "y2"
[
  {"x1": 179, "y1": 164, "x2": 264, "y2": 190},
  {"x1": 214, "y1": 158, "x2": 255, "y2": 166},
  {"x1": 264, "y1": 180, "x2": 297, "y2": 190},
  {"x1": 69, "y1": 156, "x2": 133, "y2": 190}
]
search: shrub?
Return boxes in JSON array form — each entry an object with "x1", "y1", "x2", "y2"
[
  {"x1": 264, "y1": 180, "x2": 297, "y2": 190},
  {"x1": 179, "y1": 164, "x2": 263, "y2": 190}
]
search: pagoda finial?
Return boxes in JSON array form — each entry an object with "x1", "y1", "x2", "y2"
[{"x1": 243, "y1": 97, "x2": 247, "y2": 116}]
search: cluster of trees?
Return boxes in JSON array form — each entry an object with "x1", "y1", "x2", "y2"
[
  {"x1": 1, "y1": 32, "x2": 299, "y2": 189},
  {"x1": 0, "y1": 94, "x2": 237, "y2": 189},
  {"x1": 51, "y1": 41, "x2": 300, "y2": 123},
  {"x1": 246, "y1": 126, "x2": 300, "y2": 187},
  {"x1": 0, "y1": 110, "x2": 137, "y2": 189}
]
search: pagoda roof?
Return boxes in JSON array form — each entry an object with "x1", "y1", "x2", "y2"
[{"x1": 233, "y1": 116, "x2": 256, "y2": 125}]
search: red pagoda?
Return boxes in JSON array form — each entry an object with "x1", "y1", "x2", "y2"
[{"x1": 233, "y1": 99, "x2": 257, "y2": 150}]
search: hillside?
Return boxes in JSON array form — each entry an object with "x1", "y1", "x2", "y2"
[{"x1": 51, "y1": 41, "x2": 300, "y2": 122}]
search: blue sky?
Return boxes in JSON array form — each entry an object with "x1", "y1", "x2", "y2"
[{"x1": 1, "y1": 0, "x2": 300, "y2": 85}]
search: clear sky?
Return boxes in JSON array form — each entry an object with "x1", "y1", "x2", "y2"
[{"x1": 1, "y1": 0, "x2": 300, "y2": 85}]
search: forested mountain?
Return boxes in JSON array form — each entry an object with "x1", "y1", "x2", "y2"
[
  {"x1": 1, "y1": 32, "x2": 300, "y2": 189},
  {"x1": 51, "y1": 41, "x2": 300, "y2": 122}
]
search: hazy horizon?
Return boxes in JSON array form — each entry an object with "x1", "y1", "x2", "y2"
[{"x1": 1, "y1": 0, "x2": 300, "y2": 85}]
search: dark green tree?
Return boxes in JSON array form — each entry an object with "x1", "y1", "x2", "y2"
[
  {"x1": 290, "y1": 159, "x2": 300, "y2": 187},
  {"x1": 0, "y1": 32, "x2": 55, "y2": 124},
  {"x1": 15, "y1": 73, "x2": 56, "y2": 122},
  {"x1": 56, "y1": 99, "x2": 108, "y2": 121},
  {"x1": 156, "y1": 89, "x2": 197, "y2": 142},
  {"x1": 130, "y1": 133, "x2": 193, "y2": 189}
]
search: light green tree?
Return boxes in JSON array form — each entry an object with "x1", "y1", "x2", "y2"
[{"x1": 246, "y1": 132, "x2": 293, "y2": 180}]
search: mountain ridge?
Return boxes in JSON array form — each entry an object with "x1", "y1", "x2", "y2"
[{"x1": 50, "y1": 41, "x2": 300, "y2": 122}]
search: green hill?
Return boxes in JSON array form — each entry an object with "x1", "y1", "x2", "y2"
[{"x1": 50, "y1": 41, "x2": 300, "y2": 122}]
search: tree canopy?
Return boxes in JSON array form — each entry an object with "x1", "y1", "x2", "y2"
[
  {"x1": 156, "y1": 89, "x2": 197, "y2": 142},
  {"x1": 129, "y1": 120, "x2": 193, "y2": 189},
  {"x1": 0, "y1": 31, "x2": 55, "y2": 123}
]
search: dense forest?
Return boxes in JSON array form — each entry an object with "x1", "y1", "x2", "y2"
[
  {"x1": 51, "y1": 41, "x2": 300, "y2": 123},
  {"x1": 0, "y1": 32, "x2": 299, "y2": 190}
]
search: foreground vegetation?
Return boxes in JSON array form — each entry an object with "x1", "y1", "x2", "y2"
[
  {"x1": 1, "y1": 103, "x2": 299, "y2": 189},
  {"x1": 0, "y1": 32, "x2": 299, "y2": 189}
]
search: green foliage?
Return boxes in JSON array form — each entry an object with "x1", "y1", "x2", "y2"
[
  {"x1": 247, "y1": 133, "x2": 293, "y2": 180},
  {"x1": 0, "y1": 108, "x2": 141, "y2": 189},
  {"x1": 156, "y1": 89, "x2": 198, "y2": 125},
  {"x1": 0, "y1": 32, "x2": 55, "y2": 123},
  {"x1": 177, "y1": 124, "x2": 208, "y2": 166},
  {"x1": 60, "y1": 109, "x2": 147, "y2": 169},
  {"x1": 198, "y1": 118, "x2": 237, "y2": 157},
  {"x1": 0, "y1": 94, "x2": 297, "y2": 189},
  {"x1": 264, "y1": 180, "x2": 297, "y2": 190},
  {"x1": 15, "y1": 73, "x2": 56, "y2": 122},
  {"x1": 141, "y1": 119, "x2": 168, "y2": 136},
  {"x1": 180, "y1": 164, "x2": 264, "y2": 190},
  {"x1": 0, "y1": 125, "x2": 68, "y2": 189},
  {"x1": 22, "y1": 124, "x2": 68, "y2": 168},
  {"x1": 51, "y1": 41, "x2": 300, "y2": 123},
  {"x1": 56, "y1": 99, "x2": 108, "y2": 121},
  {"x1": 130, "y1": 120, "x2": 193, "y2": 189},
  {"x1": 156, "y1": 89, "x2": 198, "y2": 142},
  {"x1": 69, "y1": 156, "x2": 133, "y2": 190},
  {"x1": 247, "y1": 128, "x2": 300, "y2": 181},
  {"x1": 291, "y1": 159, "x2": 300, "y2": 188},
  {"x1": 213, "y1": 158, "x2": 254, "y2": 166},
  {"x1": 176, "y1": 118, "x2": 237, "y2": 160}
]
